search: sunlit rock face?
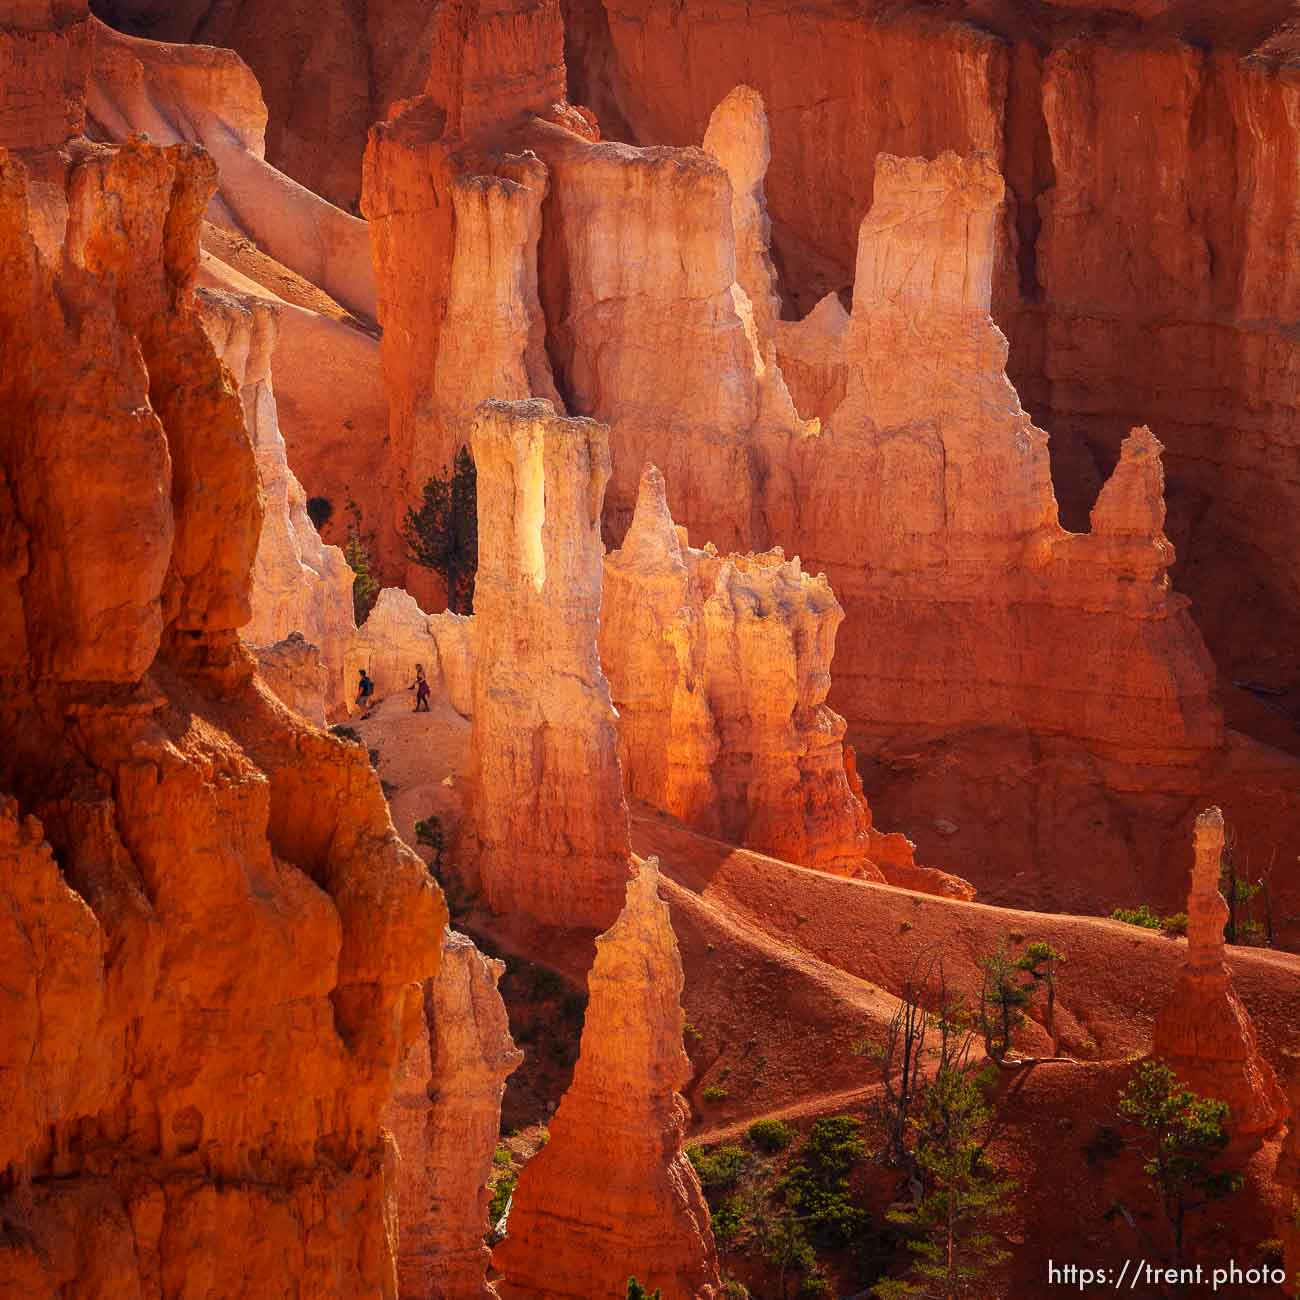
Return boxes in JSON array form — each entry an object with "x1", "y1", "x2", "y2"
[
  {"x1": 494, "y1": 860, "x2": 722, "y2": 1299},
  {"x1": 0, "y1": 19, "x2": 444, "y2": 1288},
  {"x1": 1153, "y1": 808, "x2": 1286, "y2": 1150},
  {"x1": 199, "y1": 286, "x2": 356, "y2": 724},
  {"x1": 774, "y1": 150, "x2": 1222, "y2": 767},
  {"x1": 459, "y1": 398, "x2": 632, "y2": 930}
]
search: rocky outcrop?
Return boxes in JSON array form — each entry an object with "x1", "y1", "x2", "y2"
[
  {"x1": 460, "y1": 398, "x2": 631, "y2": 929},
  {"x1": 253, "y1": 631, "x2": 329, "y2": 725},
  {"x1": 603, "y1": 465, "x2": 976, "y2": 896},
  {"x1": 494, "y1": 859, "x2": 721, "y2": 1298},
  {"x1": 198, "y1": 286, "x2": 356, "y2": 722},
  {"x1": 559, "y1": 1, "x2": 1300, "y2": 744},
  {"x1": 347, "y1": 586, "x2": 475, "y2": 719},
  {"x1": 89, "y1": 18, "x2": 376, "y2": 321},
  {"x1": 602, "y1": 464, "x2": 867, "y2": 873},
  {"x1": 522, "y1": 114, "x2": 793, "y2": 550},
  {"x1": 1153, "y1": 808, "x2": 1286, "y2": 1146},
  {"x1": 702, "y1": 84, "x2": 780, "y2": 353},
  {"x1": 780, "y1": 151, "x2": 1223, "y2": 766},
  {"x1": 383, "y1": 930, "x2": 521, "y2": 1300},
  {"x1": 0, "y1": 53, "x2": 443, "y2": 1293},
  {"x1": 362, "y1": 115, "x2": 559, "y2": 604}
]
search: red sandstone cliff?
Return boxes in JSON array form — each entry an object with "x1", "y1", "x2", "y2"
[
  {"x1": 494, "y1": 859, "x2": 722, "y2": 1298},
  {"x1": 0, "y1": 9, "x2": 444, "y2": 1288}
]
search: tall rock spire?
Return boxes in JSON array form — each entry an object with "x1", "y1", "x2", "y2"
[
  {"x1": 461, "y1": 398, "x2": 632, "y2": 929},
  {"x1": 494, "y1": 859, "x2": 721, "y2": 1299},
  {"x1": 1153, "y1": 808, "x2": 1285, "y2": 1147}
]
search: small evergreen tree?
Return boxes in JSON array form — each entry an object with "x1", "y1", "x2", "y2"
[
  {"x1": 344, "y1": 499, "x2": 381, "y2": 625},
  {"x1": 626, "y1": 1280, "x2": 661, "y2": 1300},
  {"x1": 402, "y1": 445, "x2": 478, "y2": 613},
  {"x1": 977, "y1": 943, "x2": 1034, "y2": 1063},
  {"x1": 875, "y1": 1067, "x2": 1014, "y2": 1300},
  {"x1": 1117, "y1": 1060, "x2": 1243, "y2": 1267},
  {"x1": 1014, "y1": 941, "x2": 1065, "y2": 1047}
]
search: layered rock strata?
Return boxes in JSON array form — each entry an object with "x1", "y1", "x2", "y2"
[
  {"x1": 461, "y1": 398, "x2": 631, "y2": 929},
  {"x1": 563, "y1": 0, "x2": 1300, "y2": 725},
  {"x1": 0, "y1": 37, "x2": 443, "y2": 1291},
  {"x1": 383, "y1": 930, "x2": 521, "y2": 1300},
  {"x1": 1153, "y1": 807, "x2": 1286, "y2": 1146},
  {"x1": 198, "y1": 286, "x2": 356, "y2": 723},
  {"x1": 494, "y1": 859, "x2": 721, "y2": 1298}
]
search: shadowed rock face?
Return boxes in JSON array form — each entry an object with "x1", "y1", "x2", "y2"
[
  {"x1": 494, "y1": 859, "x2": 721, "y2": 1299},
  {"x1": 383, "y1": 930, "x2": 521, "y2": 1300},
  {"x1": 460, "y1": 398, "x2": 632, "y2": 930},
  {"x1": 1281, "y1": 1057, "x2": 1300, "y2": 1298},
  {"x1": 1153, "y1": 807, "x2": 1286, "y2": 1148},
  {"x1": 0, "y1": 17, "x2": 445, "y2": 1289}
]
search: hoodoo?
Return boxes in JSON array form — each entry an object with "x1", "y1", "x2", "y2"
[
  {"x1": 460, "y1": 398, "x2": 632, "y2": 930},
  {"x1": 383, "y1": 930, "x2": 521, "y2": 1299},
  {"x1": 1153, "y1": 808, "x2": 1286, "y2": 1146},
  {"x1": 494, "y1": 859, "x2": 722, "y2": 1299}
]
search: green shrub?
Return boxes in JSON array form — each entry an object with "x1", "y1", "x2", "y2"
[
  {"x1": 779, "y1": 1117, "x2": 867, "y2": 1247},
  {"x1": 1111, "y1": 905, "x2": 1188, "y2": 935},
  {"x1": 687, "y1": 1143, "x2": 750, "y2": 1191},
  {"x1": 798, "y1": 1275, "x2": 831, "y2": 1298},
  {"x1": 487, "y1": 1168, "x2": 516, "y2": 1225},
  {"x1": 626, "y1": 1281, "x2": 661, "y2": 1300},
  {"x1": 747, "y1": 1118, "x2": 794, "y2": 1152},
  {"x1": 711, "y1": 1198, "x2": 745, "y2": 1249},
  {"x1": 328, "y1": 724, "x2": 363, "y2": 745},
  {"x1": 701, "y1": 1084, "x2": 730, "y2": 1104}
]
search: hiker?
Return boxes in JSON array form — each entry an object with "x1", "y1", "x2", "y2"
[
  {"x1": 356, "y1": 668, "x2": 375, "y2": 715},
  {"x1": 411, "y1": 663, "x2": 431, "y2": 713}
]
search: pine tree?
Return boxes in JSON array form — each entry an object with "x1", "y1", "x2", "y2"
[
  {"x1": 626, "y1": 1279, "x2": 662, "y2": 1300},
  {"x1": 1117, "y1": 1060, "x2": 1242, "y2": 1266},
  {"x1": 402, "y1": 445, "x2": 478, "y2": 613},
  {"x1": 874, "y1": 1067, "x2": 1014, "y2": 1300},
  {"x1": 344, "y1": 499, "x2": 380, "y2": 625}
]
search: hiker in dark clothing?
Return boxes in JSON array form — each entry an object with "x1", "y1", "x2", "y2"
[
  {"x1": 411, "y1": 663, "x2": 431, "y2": 713},
  {"x1": 357, "y1": 668, "x2": 375, "y2": 714}
]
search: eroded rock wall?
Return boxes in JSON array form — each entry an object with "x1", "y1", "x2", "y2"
[
  {"x1": 199, "y1": 286, "x2": 356, "y2": 723},
  {"x1": 0, "y1": 46, "x2": 443, "y2": 1292},
  {"x1": 780, "y1": 150, "x2": 1222, "y2": 765},
  {"x1": 494, "y1": 860, "x2": 721, "y2": 1298},
  {"x1": 383, "y1": 930, "x2": 521, "y2": 1300},
  {"x1": 565, "y1": 0, "x2": 1300, "y2": 733},
  {"x1": 461, "y1": 398, "x2": 631, "y2": 929}
]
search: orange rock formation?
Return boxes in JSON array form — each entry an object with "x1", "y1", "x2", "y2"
[
  {"x1": 602, "y1": 464, "x2": 873, "y2": 876},
  {"x1": 0, "y1": 15, "x2": 444, "y2": 1287},
  {"x1": 565, "y1": 0, "x2": 1300, "y2": 716},
  {"x1": 199, "y1": 286, "x2": 356, "y2": 723},
  {"x1": 778, "y1": 149, "x2": 1222, "y2": 764},
  {"x1": 361, "y1": 0, "x2": 578, "y2": 604},
  {"x1": 383, "y1": 929, "x2": 522, "y2": 1299},
  {"x1": 1153, "y1": 807, "x2": 1286, "y2": 1146},
  {"x1": 460, "y1": 398, "x2": 631, "y2": 930},
  {"x1": 494, "y1": 859, "x2": 721, "y2": 1298}
]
